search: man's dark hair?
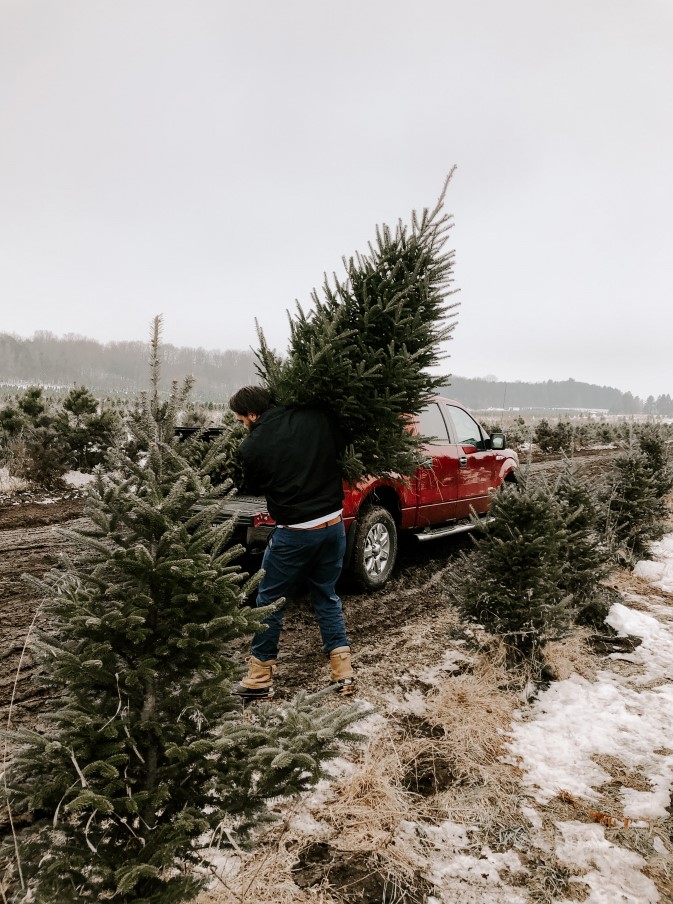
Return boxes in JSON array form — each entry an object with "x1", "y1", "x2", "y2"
[{"x1": 229, "y1": 385, "x2": 273, "y2": 417}]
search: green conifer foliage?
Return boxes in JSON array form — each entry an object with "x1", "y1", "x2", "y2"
[
  {"x1": 553, "y1": 463, "x2": 612, "y2": 626},
  {"x1": 255, "y1": 176, "x2": 459, "y2": 479},
  {"x1": 56, "y1": 386, "x2": 121, "y2": 471},
  {"x1": 17, "y1": 386, "x2": 46, "y2": 419},
  {"x1": 605, "y1": 447, "x2": 666, "y2": 564},
  {"x1": 2, "y1": 319, "x2": 363, "y2": 903},
  {"x1": 637, "y1": 423, "x2": 673, "y2": 499},
  {"x1": 179, "y1": 412, "x2": 247, "y2": 490},
  {"x1": 449, "y1": 475, "x2": 574, "y2": 663},
  {"x1": 0, "y1": 387, "x2": 71, "y2": 488}
]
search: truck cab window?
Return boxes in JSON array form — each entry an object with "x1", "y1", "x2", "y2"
[
  {"x1": 417, "y1": 404, "x2": 450, "y2": 442},
  {"x1": 445, "y1": 405, "x2": 483, "y2": 448}
]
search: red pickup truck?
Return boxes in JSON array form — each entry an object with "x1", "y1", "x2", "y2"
[{"x1": 211, "y1": 397, "x2": 518, "y2": 590}]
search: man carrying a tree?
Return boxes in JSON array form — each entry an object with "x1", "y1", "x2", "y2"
[{"x1": 229, "y1": 385, "x2": 355, "y2": 699}]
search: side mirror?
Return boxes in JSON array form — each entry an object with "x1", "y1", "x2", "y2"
[{"x1": 491, "y1": 433, "x2": 506, "y2": 450}]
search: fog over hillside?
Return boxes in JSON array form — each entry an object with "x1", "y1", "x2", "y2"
[
  {"x1": 1, "y1": 332, "x2": 670, "y2": 414},
  {"x1": 0, "y1": 332, "x2": 258, "y2": 399}
]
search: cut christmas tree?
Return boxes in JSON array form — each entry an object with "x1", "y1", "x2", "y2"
[{"x1": 255, "y1": 173, "x2": 460, "y2": 480}]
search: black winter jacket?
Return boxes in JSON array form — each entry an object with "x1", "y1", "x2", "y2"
[{"x1": 239, "y1": 405, "x2": 345, "y2": 524}]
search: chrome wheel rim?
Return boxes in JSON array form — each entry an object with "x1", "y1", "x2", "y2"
[{"x1": 363, "y1": 522, "x2": 391, "y2": 576}]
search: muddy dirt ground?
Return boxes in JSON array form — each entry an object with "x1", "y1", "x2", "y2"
[{"x1": 0, "y1": 451, "x2": 617, "y2": 728}]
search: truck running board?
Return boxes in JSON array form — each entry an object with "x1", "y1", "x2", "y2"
[{"x1": 415, "y1": 517, "x2": 494, "y2": 542}]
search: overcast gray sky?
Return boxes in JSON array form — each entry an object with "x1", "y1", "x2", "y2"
[{"x1": 1, "y1": 0, "x2": 671, "y2": 398}]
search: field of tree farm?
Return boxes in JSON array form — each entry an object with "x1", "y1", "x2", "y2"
[
  {"x1": 1, "y1": 379, "x2": 672, "y2": 903},
  {"x1": 1, "y1": 182, "x2": 672, "y2": 902}
]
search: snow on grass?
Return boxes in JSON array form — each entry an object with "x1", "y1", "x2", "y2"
[
  {"x1": 634, "y1": 535, "x2": 673, "y2": 594},
  {"x1": 197, "y1": 538, "x2": 673, "y2": 904},
  {"x1": 0, "y1": 466, "x2": 27, "y2": 494},
  {"x1": 504, "y1": 532, "x2": 673, "y2": 902},
  {"x1": 554, "y1": 821, "x2": 658, "y2": 904},
  {"x1": 507, "y1": 607, "x2": 673, "y2": 818},
  {"x1": 64, "y1": 470, "x2": 96, "y2": 488}
]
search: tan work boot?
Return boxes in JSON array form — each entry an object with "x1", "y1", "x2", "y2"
[
  {"x1": 329, "y1": 646, "x2": 355, "y2": 696},
  {"x1": 233, "y1": 656, "x2": 277, "y2": 700}
]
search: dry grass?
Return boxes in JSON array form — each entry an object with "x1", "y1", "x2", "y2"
[
  {"x1": 513, "y1": 850, "x2": 590, "y2": 904},
  {"x1": 195, "y1": 561, "x2": 673, "y2": 904},
  {"x1": 195, "y1": 644, "x2": 526, "y2": 904},
  {"x1": 593, "y1": 754, "x2": 654, "y2": 794},
  {"x1": 544, "y1": 628, "x2": 597, "y2": 681},
  {"x1": 424, "y1": 656, "x2": 512, "y2": 750},
  {"x1": 322, "y1": 739, "x2": 418, "y2": 847}
]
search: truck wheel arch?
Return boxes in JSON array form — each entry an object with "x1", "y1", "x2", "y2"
[
  {"x1": 345, "y1": 500, "x2": 400, "y2": 591},
  {"x1": 344, "y1": 487, "x2": 402, "y2": 567}
]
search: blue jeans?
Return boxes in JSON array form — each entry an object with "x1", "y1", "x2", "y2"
[{"x1": 251, "y1": 521, "x2": 349, "y2": 661}]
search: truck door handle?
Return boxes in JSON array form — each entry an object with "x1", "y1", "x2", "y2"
[
  {"x1": 459, "y1": 456, "x2": 468, "y2": 468},
  {"x1": 419, "y1": 456, "x2": 433, "y2": 470}
]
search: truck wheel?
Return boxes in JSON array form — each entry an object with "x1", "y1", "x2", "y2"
[{"x1": 349, "y1": 506, "x2": 398, "y2": 591}]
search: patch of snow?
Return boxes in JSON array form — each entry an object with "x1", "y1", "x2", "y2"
[
  {"x1": 350, "y1": 708, "x2": 387, "y2": 737},
  {"x1": 507, "y1": 651, "x2": 673, "y2": 818},
  {"x1": 323, "y1": 756, "x2": 357, "y2": 780},
  {"x1": 64, "y1": 470, "x2": 96, "y2": 488},
  {"x1": 554, "y1": 821, "x2": 658, "y2": 904},
  {"x1": 605, "y1": 602, "x2": 673, "y2": 683},
  {"x1": 394, "y1": 689, "x2": 427, "y2": 716},
  {"x1": 396, "y1": 821, "x2": 527, "y2": 904},
  {"x1": 287, "y1": 810, "x2": 331, "y2": 838},
  {"x1": 425, "y1": 849, "x2": 527, "y2": 904},
  {"x1": 520, "y1": 804, "x2": 543, "y2": 830},
  {"x1": 415, "y1": 648, "x2": 472, "y2": 687},
  {"x1": 506, "y1": 533, "x2": 673, "y2": 898},
  {"x1": 0, "y1": 466, "x2": 27, "y2": 494},
  {"x1": 438, "y1": 649, "x2": 473, "y2": 672},
  {"x1": 634, "y1": 535, "x2": 673, "y2": 593}
]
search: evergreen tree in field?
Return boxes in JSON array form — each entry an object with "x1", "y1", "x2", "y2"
[
  {"x1": 553, "y1": 462, "x2": 612, "y2": 626},
  {"x1": 17, "y1": 386, "x2": 46, "y2": 419},
  {"x1": 533, "y1": 419, "x2": 555, "y2": 453},
  {"x1": 55, "y1": 385, "x2": 121, "y2": 471},
  {"x1": 448, "y1": 474, "x2": 574, "y2": 665},
  {"x1": 255, "y1": 175, "x2": 459, "y2": 479},
  {"x1": 605, "y1": 447, "x2": 667, "y2": 564},
  {"x1": 178, "y1": 412, "x2": 247, "y2": 491},
  {"x1": 2, "y1": 319, "x2": 362, "y2": 904},
  {"x1": 0, "y1": 387, "x2": 71, "y2": 488},
  {"x1": 637, "y1": 423, "x2": 673, "y2": 500}
]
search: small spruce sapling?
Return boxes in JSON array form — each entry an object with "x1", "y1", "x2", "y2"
[
  {"x1": 553, "y1": 462, "x2": 612, "y2": 627},
  {"x1": 604, "y1": 447, "x2": 666, "y2": 565},
  {"x1": 448, "y1": 473, "x2": 574, "y2": 667},
  {"x1": 2, "y1": 318, "x2": 363, "y2": 904},
  {"x1": 56, "y1": 385, "x2": 121, "y2": 471},
  {"x1": 0, "y1": 386, "x2": 71, "y2": 488},
  {"x1": 637, "y1": 423, "x2": 673, "y2": 500}
]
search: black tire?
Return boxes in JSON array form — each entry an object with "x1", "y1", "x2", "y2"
[{"x1": 348, "y1": 505, "x2": 398, "y2": 591}]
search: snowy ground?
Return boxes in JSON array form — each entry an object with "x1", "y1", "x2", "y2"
[
  {"x1": 197, "y1": 534, "x2": 673, "y2": 904},
  {"x1": 0, "y1": 467, "x2": 94, "y2": 500},
  {"x1": 0, "y1": 466, "x2": 26, "y2": 494}
]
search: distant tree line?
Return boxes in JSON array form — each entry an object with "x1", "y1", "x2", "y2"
[
  {"x1": 444, "y1": 376, "x2": 673, "y2": 416},
  {"x1": 0, "y1": 331, "x2": 258, "y2": 399},
  {"x1": 1, "y1": 332, "x2": 670, "y2": 414}
]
